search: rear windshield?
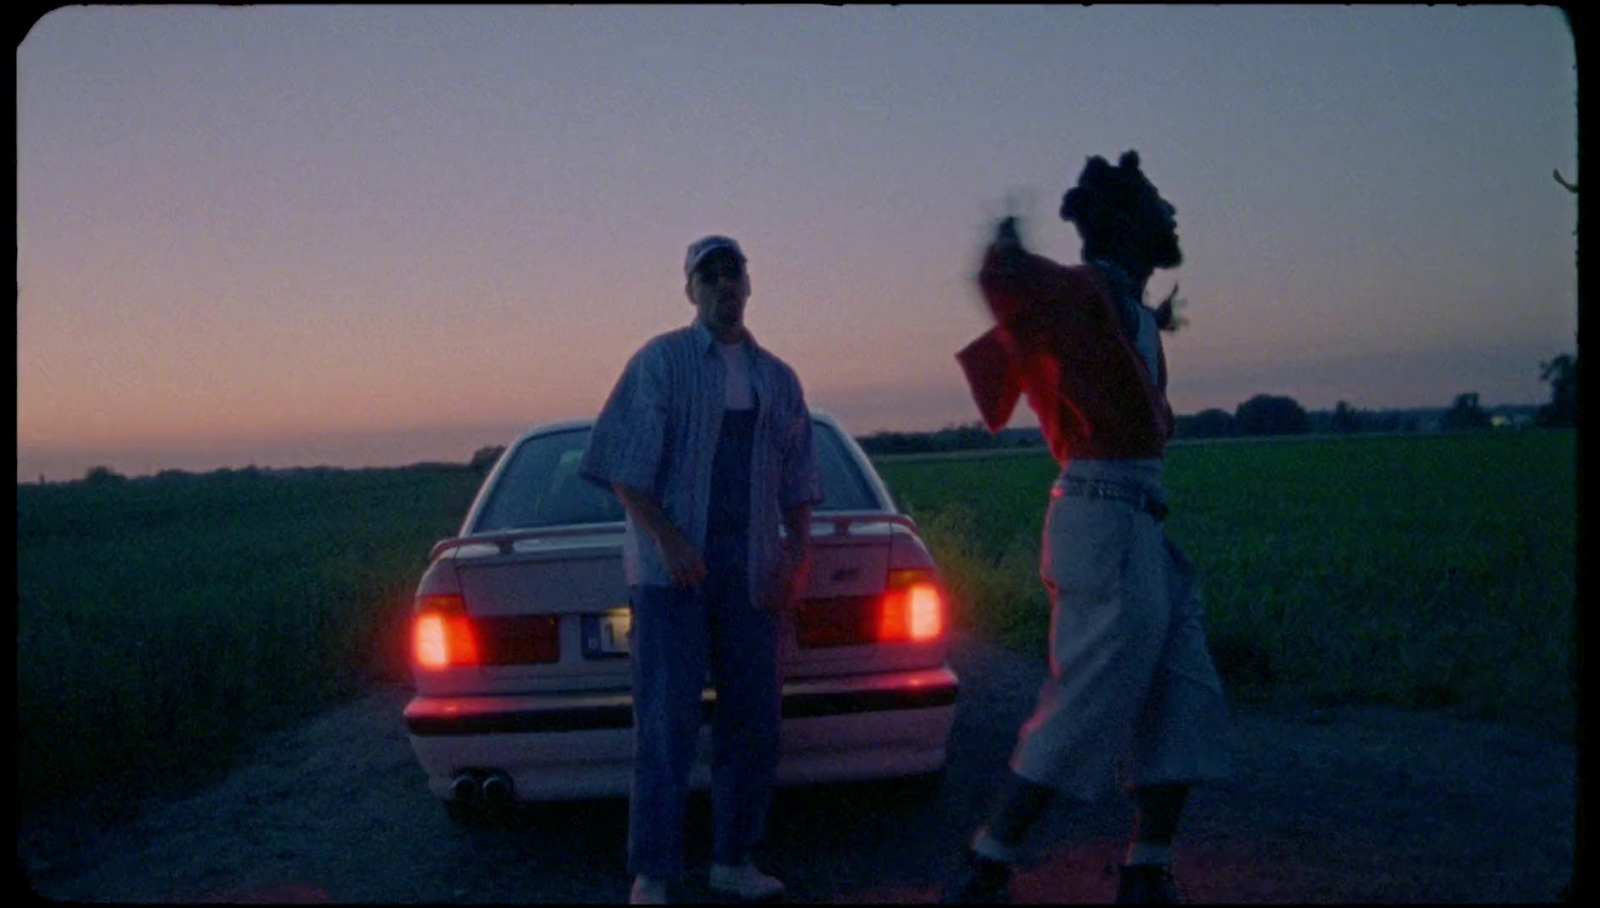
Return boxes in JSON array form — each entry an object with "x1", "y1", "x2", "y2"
[{"x1": 472, "y1": 421, "x2": 883, "y2": 532}]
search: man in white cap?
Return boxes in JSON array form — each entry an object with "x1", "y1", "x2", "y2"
[{"x1": 581, "y1": 235, "x2": 822, "y2": 904}]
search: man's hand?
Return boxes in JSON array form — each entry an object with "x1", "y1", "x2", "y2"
[
  {"x1": 762, "y1": 502, "x2": 814, "y2": 613},
  {"x1": 989, "y1": 216, "x2": 1028, "y2": 274},
  {"x1": 1153, "y1": 283, "x2": 1188, "y2": 333},
  {"x1": 760, "y1": 542, "x2": 811, "y2": 613},
  {"x1": 995, "y1": 215, "x2": 1022, "y2": 247},
  {"x1": 658, "y1": 528, "x2": 709, "y2": 589},
  {"x1": 612, "y1": 482, "x2": 707, "y2": 589}
]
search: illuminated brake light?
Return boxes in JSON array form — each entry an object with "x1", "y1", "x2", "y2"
[
  {"x1": 796, "y1": 568, "x2": 945, "y2": 648},
  {"x1": 878, "y1": 570, "x2": 944, "y2": 643},
  {"x1": 413, "y1": 595, "x2": 480, "y2": 670},
  {"x1": 908, "y1": 584, "x2": 943, "y2": 641}
]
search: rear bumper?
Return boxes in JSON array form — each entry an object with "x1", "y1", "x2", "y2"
[{"x1": 405, "y1": 665, "x2": 958, "y2": 801}]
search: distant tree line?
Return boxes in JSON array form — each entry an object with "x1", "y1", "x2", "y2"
[
  {"x1": 53, "y1": 352, "x2": 1576, "y2": 485},
  {"x1": 854, "y1": 425, "x2": 1044, "y2": 456},
  {"x1": 1173, "y1": 393, "x2": 1548, "y2": 440},
  {"x1": 864, "y1": 355, "x2": 1574, "y2": 452},
  {"x1": 469, "y1": 445, "x2": 506, "y2": 473},
  {"x1": 66, "y1": 460, "x2": 475, "y2": 487},
  {"x1": 1536, "y1": 353, "x2": 1577, "y2": 428},
  {"x1": 1173, "y1": 353, "x2": 1576, "y2": 440}
]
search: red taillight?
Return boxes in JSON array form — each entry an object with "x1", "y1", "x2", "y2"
[
  {"x1": 411, "y1": 594, "x2": 560, "y2": 668},
  {"x1": 796, "y1": 568, "x2": 945, "y2": 648},
  {"x1": 878, "y1": 569, "x2": 944, "y2": 643},
  {"x1": 413, "y1": 595, "x2": 480, "y2": 670}
]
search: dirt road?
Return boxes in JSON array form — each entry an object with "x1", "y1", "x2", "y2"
[{"x1": 18, "y1": 634, "x2": 1575, "y2": 903}]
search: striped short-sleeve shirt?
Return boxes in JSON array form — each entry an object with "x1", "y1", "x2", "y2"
[{"x1": 578, "y1": 319, "x2": 822, "y2": 602}]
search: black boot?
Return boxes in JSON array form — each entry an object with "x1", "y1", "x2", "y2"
[
  {"x1": 1114, "y1": 863, "x2": 1179, "y2": 904},
  {"x1": 941, "y1": 771, "x2": 1053, "y2": 904},
  {"x1": 940, "y1": 849, "x2": 1012, "y2": 904},
  {"x1": 986, "y1": 771, "x2": 1054, "y2": 846}
]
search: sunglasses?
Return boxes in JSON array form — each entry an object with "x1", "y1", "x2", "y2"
[{"x1": 695, "y1": 258, "x2": 746, "y2": 283}]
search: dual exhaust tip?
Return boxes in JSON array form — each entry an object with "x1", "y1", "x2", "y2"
[{"x1": 451, "y1": 771, "x2": 515, "y2": 810}]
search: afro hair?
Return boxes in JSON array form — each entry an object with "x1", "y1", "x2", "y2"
[{"x1": 1059, "y1": 150, "x2": 1158, "y2": 229}]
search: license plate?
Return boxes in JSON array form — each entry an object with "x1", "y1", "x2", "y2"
[{"x1": 582, "y1": 609, "x2": 632, "y2": 658}]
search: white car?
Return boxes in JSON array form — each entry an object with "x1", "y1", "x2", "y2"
[{"x1": 403, "y1": 412, "x2": 959, "y2": 820}]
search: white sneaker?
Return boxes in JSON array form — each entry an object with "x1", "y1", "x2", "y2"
[
  {"x1": 629, "y1": 875, "x2": 670, "y2": 905},
  {"x1": 708, "y1": 861, "x2": 786, "y2": 900}
]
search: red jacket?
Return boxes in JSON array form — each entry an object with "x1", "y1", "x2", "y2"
[{"x1": 956, "y1": 245, "x2": 1174, "y2": 464}]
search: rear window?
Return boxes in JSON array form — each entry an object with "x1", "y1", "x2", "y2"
[
  {"x1": 473, "y1": 429, "x2": 624, "y2": 531},
  {"x1": 472, "y1": 421, "x2": 884, "y2": 533},
  {"x1": 811, "y1": 421, "x2": 880, "y2": 511}
]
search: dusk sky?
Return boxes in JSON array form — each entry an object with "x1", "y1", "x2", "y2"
[{"x1": 18, "y1": 5, "x2": 1578, "y2": 482}]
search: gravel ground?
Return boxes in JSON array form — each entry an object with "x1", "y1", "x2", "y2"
[{"x1": 16, "y1": 633, "x2": 1577, "y2": 903}]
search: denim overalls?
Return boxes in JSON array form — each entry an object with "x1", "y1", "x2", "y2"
[{"x1": 626, "y1": 407, "x2": 782, "y2": 880}]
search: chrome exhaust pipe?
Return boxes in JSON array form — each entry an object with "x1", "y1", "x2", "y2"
[
  {"x1": 481, "y1": 772, "x2": 514, "y2": 810},
  {"x1": 450, "y1": 772, "x2": 479, "y2": 804}
]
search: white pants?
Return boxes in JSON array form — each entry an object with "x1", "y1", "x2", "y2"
[{"x1": 1009, "y1": 490, "x2": 1232, "y2": 803}]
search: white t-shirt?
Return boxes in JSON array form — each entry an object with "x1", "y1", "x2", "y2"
[
  {"x1": 1131, "y1": 303, "x2": 1160, "y2": 381},
  {"x1": 718, "y1": 340, "x2": 754, "y2": 411}
]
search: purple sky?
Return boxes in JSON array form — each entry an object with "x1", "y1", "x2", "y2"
[{"x1": 17, "y1": 6, "x2": 1578, "y2": 481}]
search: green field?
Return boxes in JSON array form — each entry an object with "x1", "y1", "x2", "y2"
[
  {"x1": 15, "y1": 430, "x2": 1576, "y2": 813},
  {"x1": 879, "y1": 430, "x2": 1577, "y2": 739},
  {"x1": 15, "y1": 465, "x2": 484, "y2": 811}
]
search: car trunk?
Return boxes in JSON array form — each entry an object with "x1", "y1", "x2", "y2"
[{"x1": 439, "y1": 518, "x2": 947, "y2": 698}]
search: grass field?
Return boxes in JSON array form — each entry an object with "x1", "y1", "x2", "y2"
[
  {"x1": 15, "y1": 465, "x2": 484, "y2": 811},
  {"x1": 15, "y1": 430, "x2": 1576, "y2": 813},
  {"x1": 879, "y1": 430, "x2": 1577, "y2": 740}
]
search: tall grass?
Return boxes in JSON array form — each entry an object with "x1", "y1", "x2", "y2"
[
  {"x1": 15, "y1": 466, "x2": 483, "y2": 812},
  {"x1": 16, "y1": 430, "x2": 1576, "y2": 814},
  {"x1": 879, "y1": 431, "x2": 1577, "y2": 741}
]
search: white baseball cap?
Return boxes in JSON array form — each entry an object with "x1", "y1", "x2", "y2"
[{"x1": 684, "y1": 235, "x2": 746, "y2": 279}]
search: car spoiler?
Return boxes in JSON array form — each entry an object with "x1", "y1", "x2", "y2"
[
  {"x1": 428, "y1": 511, "x2": 920, "y2": 563},
  {"x1": 428, "y1": 525, "x2": 623, "y2": 562},
  {"x1": 807, "y1": 511, "x2": 921, "y2": 539}
]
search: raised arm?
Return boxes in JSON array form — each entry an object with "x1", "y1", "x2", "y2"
[{"x1": 977, "y1": 222, "x2": 1109, "y2": 356}]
